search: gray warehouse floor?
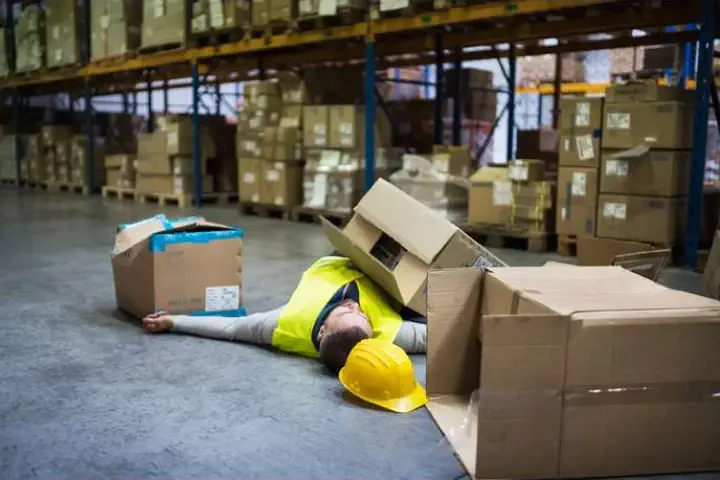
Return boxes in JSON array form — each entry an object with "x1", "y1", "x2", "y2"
[{"x1": 0, "y1": 187, "x2": 718, "y2": 480}]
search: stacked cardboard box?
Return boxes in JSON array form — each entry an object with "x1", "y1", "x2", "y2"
[
  {"x1": 70, "y1": 135, "x2": 106, "y2": 188},
  {"x1": 142, "y1": 0, "x2": 187, "y2": 49},
  {"x1": 555, "y1": 96, "x2": 604, "y2": 239},
  {"x1": 597, "y1": 82, "x2": 693, "y2": 246},
  {"x1": 609, "y1": 47, "x2": 644, "y2": 76},
  {"x1": 468, "y1": 160, "x2": 554, "y2": 234},
  {"x1": 302, "y1": 105, "x2": 394, "y2": 212},
  {"x1": 191, "y1": 0, "x2": 251, "y2": 34},
  {"x1": 45, "y1": 0, "x2": 83, "y2": 68},
  {"x1": 135, "y1": 117, "x2": 216, "y2": 195},
  {"x1": 105, "y1": 154, "x2": 136, "y2": 188},
  {"x1": 519, "y1": 53, "x2": 585, "y2": 85},
  {"x1": 15, "y1": 5, "x2": 46, "y2": 73},
  {"x1": 20, "y1": 135, "x2": 44, "y2": 183},
  {"x1": 41, "y1": 125, "x2": 73, "y2": 184},
  {"x1": 91, "y1": 0, "x2": 141, "y2": 60},
  {"x1": 252, "y1": 0, "x2": 296, "y2": 26},
  {"x1": 0, "y1": 133, "x2": 18, "y2": 182}
]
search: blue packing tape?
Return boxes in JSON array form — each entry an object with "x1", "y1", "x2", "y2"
[
  {"x1": 148, "y1": 228, "x2": 244, "y2": 252},
  {"x1": 592, "y1": 128, "x2": 603, "y2": 139}
]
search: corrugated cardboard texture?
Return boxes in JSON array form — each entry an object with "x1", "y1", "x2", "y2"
[
  {"x1": 602, "y1": 101, "x2": 693, "y2": 150},
  {"x1": 605, "y1": 82, "x2": 694, "y2": 104},
  {"x1": 556, "y1": 167, "x2": 598, "y2": 236},
  {"x1": 577, "y1": 236, "x2": 653, "y2": 266},
  {"x1": 596, "y1": 194, "x2": 685, "y2": 244},
  {"x1": 600, "y1": 149, "x2": 690, "y2": 197}
]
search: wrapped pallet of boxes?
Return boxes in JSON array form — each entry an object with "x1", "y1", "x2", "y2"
[
  {"x1": 15, "y1": 5, "x2": 46, "y2": 73},
  {"x1": 42, "y1": 125, "x2": 73, "y2": 184},
  {"x1": 111, "y1": 214, "x2": 245, "y2": 319},
  {"x1": 192, "y1": 0, "x2": 251, "y2": 34},
  {"x1": 598, "y1": 82, "x2": 694, "y2": 246},
  {"x1": 237, "y1": 80, "x2": 282, "y2": 203},
  {"x1": 135, "y1": 117, "x2": 216, "y2": 196},
  {"x1": 91, "y1": 0, "x2": 141, "y2": 60},
  {"x1": 556, "y1": 96, "x2": 604, "y2": 239},
  {"x1": 70, "y1": 135, "x2": 106, "y2": 189},
  {"x1": 390, "y1": 153, "x2": 469, "y2": 223},
  {"x1": 252, "y1": 0, "x2": 296, "y2": 27},
  {"x1": 297, "y1": 0, "x2": 363, "y2": 22},
  {"x1": 0, "y1": 29, "x2": 10, "y2": 77},
  {"x1": 142, "y1": 0, "x2": 187, "y2": 49},
  {"x1": 519, "y1": 53, "x2": 585, "y2": 85},
  {"x1": 45, "y1": 0, "x2": 84, "y2": 68},
  {"x1": 426, "y1": 265, "x2": 720, "y2": 480},
  {"x1": 24, "y1": 134, "x2": 46, "y2": 183},
  {"x1": 0, "y1": 134, "x2": 19, "y2": 182}
]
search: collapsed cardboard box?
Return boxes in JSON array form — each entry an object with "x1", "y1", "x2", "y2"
[
  {"x1": 322, "y1": 179, "x2": 506, "y2": 314},
  {"x1": 426, "y1": 266, "x2": 720, "y2": 480},
  {"x1": 111, "y1": 215, "x2": 244, "y2": 318}
]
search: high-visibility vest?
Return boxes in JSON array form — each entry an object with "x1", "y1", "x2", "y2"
[{"x1": 271, "y1": 256, "x2": 404, "y2": 358}]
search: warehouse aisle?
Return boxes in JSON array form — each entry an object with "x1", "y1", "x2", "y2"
[{"x1": 0, "y1": 188, "x2": 711, "y2": 480}]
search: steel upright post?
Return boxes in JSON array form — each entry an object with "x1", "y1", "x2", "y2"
[
  {"x1": 364, "y1": 38, "x2": 376, "y2": 192},
  {"x1": 191, "y1": 62, "x2": 203, "y2": 207}
]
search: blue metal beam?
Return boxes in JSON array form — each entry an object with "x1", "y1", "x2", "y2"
[
  {"x1": 364, "y1": 39, "x2": 376, "y2": 192},
  {"x1": 506, "y1": 43, "x2": 517, "y2": 161},
  {"x1": 147, "y1": 71, "x2": 155, "y2": 132},
  {"x1": 434, "y1": 34, "x2": 444, "y2": 145},
  {"x1": 685, "y1": 0, "x2": 716, "y2": 268},
  {"x1": 84, "y1": 78, "x2": 95, "y2": 190},
  {"x1": 192, "y1": 62, "x2": 203, "y2": 207},
  {"x1": 452, "y1": 47, "x2": 462, "y2": 146}
]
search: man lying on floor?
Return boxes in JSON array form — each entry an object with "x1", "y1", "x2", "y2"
[{"x1": 143, "y1": 256, "x2": 426, "y2": 374}]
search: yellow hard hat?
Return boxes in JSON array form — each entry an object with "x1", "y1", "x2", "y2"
[{"x1": 338, "y1": 338, "x2": 428, "y2": 413}]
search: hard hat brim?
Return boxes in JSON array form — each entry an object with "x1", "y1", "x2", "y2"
[{"x1": 339, "y1": 369, "x2": 429, "y2": 413}]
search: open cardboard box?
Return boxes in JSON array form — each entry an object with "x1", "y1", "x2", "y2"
[
  {"x1": 426, "y1": 266, "x2": 720, "y2": 479},
  {"x1": 321, "y1": 178, "x2": 506, "y2": 314},
  {"x1": 111, "y1": 215, "x2": 244, "y2": 318},
  {"x1": 545, "y1": 248, "x2": 670, "y2": 282}
]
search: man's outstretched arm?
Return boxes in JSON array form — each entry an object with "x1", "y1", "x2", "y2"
[
  {"x1": 145, "y1": 305, "x2": 285, "y2": 345},
  {"x1": 394, "y1": 321, "x2": 427, "y2": 354}
]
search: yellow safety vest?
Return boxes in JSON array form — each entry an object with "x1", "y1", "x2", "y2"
[{"x1": 271, "y1": 256, "x2": 404, "y2": 358}]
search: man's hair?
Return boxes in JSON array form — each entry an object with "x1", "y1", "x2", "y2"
[{"x1": 319, "y1": 326, "x2": 370, "y2": 375}]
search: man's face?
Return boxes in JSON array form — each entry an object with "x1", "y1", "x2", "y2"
[{"x1": 318, "y1": 300, "x2": 372, "y2": 343}]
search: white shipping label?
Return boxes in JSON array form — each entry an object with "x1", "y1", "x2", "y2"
[
  {"x1": 575, "y1": 134, "x2": 595, "y2": 161},
  {"x1": 575, "y1": 102, "x2": 590, "y2": 127},
  {"x1": 492, "y1": 180, "x2": 513, "y2": 206},
  {"x1": 54, "y1": 49, "x2": 63, "y2": 61},
  {"x1": 319, "y1": 0, "x2": 337, "y2": 16},
  {"x1": 606, "y1": 159, "x2": 628, "y2": 177},
  {"x1": 508, "y1": 164, "x2": 528, "y2": 181},
  {"x1": 244, "y1": 140, "x2": 257, "y2": 152},
  {"x1": 603, "y1": 202, "x2": 628, "y2": 220},
  {"x1": 100, "y1": 15, "x2": 110, "y2": 29},
  {"x1": 381, "y1": 0, "x2": 409, "y2": 11},
  {"x1": 606, "y1": 112, "x2": 631, "y2": 130},
  {"x1": 571, "y1": 172, "x2": 586, "y2": 196},
  {"x1": 275, "y1": 196, "x2": 283, "y2": 205},
  {"x1": 564, "y1": 138, "x2": 570, "y2": 151},
  {"x1": 251, "y1": 193, "x2": 260, "y2": 202},
  {"x1": 266, "y1": 170, "x2": 280, "y2": 182},
  {"x1": 205, "y1": 285, "x2": 240, "y2": 312},
  {"x1": 257, "y1": 96, "x2": 267, "y2": 109},
  {"x1": 339, "y1": 122, "x2": 354, "y2": 147},
  {"x1": 320, "y1": 150, "x2": 342, "y2": 168},
  {"x1": 249, "y1": 117, "x2": 261, "y2": 129},
  {"x1": 167, "y1": 131, "x2": 178, "y2": 149},
  {"x1": 561, "y1": 207, "x2": 568, "y2": 220},
  {"x1": 52, "y1": 26, "x2": 60, "y2": 40},
  {"x1": 210, "y1": 0, "x2": 224, "y2": 26},
  {"x1": 243, "y1": 173, "x2": 255, "y2": 184},
  {"x1": 300, "y1": 0, "x2": 313, "y2": 14},
  {"x1": 311, "y1": 174, "x2": 328, "y2": 207}
]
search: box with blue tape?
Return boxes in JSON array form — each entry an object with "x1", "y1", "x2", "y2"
[{"x1": 111, "y1": 214, "x2": 245, "y2": 318}]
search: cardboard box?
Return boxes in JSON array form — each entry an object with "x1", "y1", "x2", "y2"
[
  {"x1": 596, "y1": 193, "x2": 685, "y2": 244},
  {"x1": 141, "y1": 0, "x2": 187, "y2": 49},
  {"x1": 46, "y1": 0, "x2": 83, "y2": 68},
  {"x1": 42, "y1": 125, "x2": 73, "y2": 147},
  {"x1": 137, "y1": 129, "x2": 215, "y2": 159},
  {"x1": 90, "y1": 0, "x2": 141, "y2": 60},
  {"x1": 260, "y1": 159, "x2": 303, "y2": 206},
  {"x1": 432, "y1": 145, "x2": 471, "y2": 177},
  {"x1": 558, "y1": 131, "x2": 602, "y2": 168},
  {"x1": 111, "y1": 215, "x2": 244, "y2": 319},
  {"x1": 303, "y1": 106, "x2": 329, "y2": 148},
  {"x1": 577, "y1": 236, "x2": 655, "y2": 266},
  {"x1": 559, "y1": 97, "x2": 604, "y2": 131},
  {"x1": 468, "y1": 166, "x2": 511, "y2": 225},
  {"x1": 600, "y1": 148, "x2": 690, "y2": 197},
  {"x1": 321, "y1": 178, "x2": 506, "y2": 314},
  {"x1": 135, "y1": 174, "x2": 213, "y2": 194},
  {"x1": 238, "y1": 157, "x2": 263, "y2": 203},
  {"x1": 507, "y1": 159, "x2": 545, "y2": 183},
  {"x1": 327, "y1": 105, "x2": 391, "y2": 150},
  {"x1": 426, "y1": 266, "x2": 720, "y2": 480},
  {"x1": 703, "y1": 229, "x2": 720, "y2": 299},
  {"x1": 556, "y1": 167, "x2": 598, "y2": 236},
  {"x1": 605, "y1": 82, "x2": 693, "y2": 104},
  {"x1": 269, "y1": 0, "x2": 296, "y2": 22},
  {"x1": 252, "y1": 0, "x2": 269, "y2": 25},
  {"x1": 135, "y1": 154, "x2": 207, "y2": 175},
  {"x1": 603, "y1": 101, "x2": 693, "y2": 150}
]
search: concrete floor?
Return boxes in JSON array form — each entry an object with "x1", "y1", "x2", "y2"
[{"x1": 0, "y1": 187, "x2": 718, "y2": 480}]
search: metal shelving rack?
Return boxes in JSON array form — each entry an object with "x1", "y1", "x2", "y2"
[{"x1": 0, "y1": 0, "x2": 717, "y2": 267}]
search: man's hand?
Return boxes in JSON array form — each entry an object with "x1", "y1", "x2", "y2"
[{"x1": 142, "y1": 311, "x2": 174, "y2": 334}]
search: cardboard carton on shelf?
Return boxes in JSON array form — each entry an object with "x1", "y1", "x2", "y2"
[
  {"x1": 259, "y1": 159, "x2": 303, "y2": 207},
  {"x1": 90, "y1": 0, "x2": 141, "y2": 60},
  {"x1": 556, "y1": 166, "x2": 599, "y2": 237},
  {"x1": 322, "y1": 178, "x2": 506, "y2": 315},
  {"x1": 111, "y1": 215, "x2": 244, "y2": 319},
  {"x1": 426, "y1": 266, "x2": 720, "y2": 480},
  {"x1": 468, "y1": 166, "x2": 511, "y2": 226},
  {"x1": 141, "y1": 0, "x2": 187, "y2": 48},
  {"x1": 238, "y1": 157, "x2": 263, "y2": 203},
  {"x1": 15, "y1": 5, "x2": 46, "y2": 73},
  {"x1": 104, "y1": 153, "x2": 135, "y2": 188},
  {"x1": 599, "y1": 148, "x2": 690, "y2": 197},
  {"x1": 45, "y1": 0, "x2": 84, "y2": 68}
]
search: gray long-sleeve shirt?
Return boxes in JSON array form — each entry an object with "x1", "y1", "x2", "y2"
[{"x1": 170, "y1": 304, "x2": 427, "y2": 354}]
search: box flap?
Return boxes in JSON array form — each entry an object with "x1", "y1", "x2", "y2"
[
  {"x1": 112, "y1": 215, "x2": 210, "y2": 257},
  {"x1": 427, "y1": 395, "x2": 477, "y2": 477},
  {"x1": 353, "y1": 179, "x2": 458, "y2": 265},
  {"x1": 320, "y1": 216, "x2": 404, "y2": 301},
  {"x1": 611, "y1": 248, "x2": 670, "y2": 281},
  {"x1": 543, "y1": 261, "x2": 575, "y2": 268},
  {"x1": 609, "y1": 143, "x2": 651, "y2": 159}
]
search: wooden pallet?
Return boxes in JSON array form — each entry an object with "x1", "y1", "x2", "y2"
[
  {"x1": 138, "y1": 42, "x2": 184, "y2": 54},
  {"x1": 138, "y1": 191, "x2": 238, "y2": 208},
  {"x1": 460, "y1": 224, "x2": 555, "y2": 254},
  {"x1": 291, "y1": 205, "x2": 350, "y2": 226},
  {"x1": 239, "y1": 202, "x2": 292, "y2": 220},
  {"x1": 557, "y1": 234, "x2": 578, "y2": 257},
  {"x1": 0, "y1": 178, "x2": 18, "y2": 186},
  {"x1": 245, "y1": 21, "x2": 295, "y2": 40},
  {"x1": 101, "y1": 185, "x2": 136, "y2": 201},
  {"x1": 46, "y1": 182, "x2": 91, "y2": 195},
  {"x1": 371, "y1": 0, "x2": 433, "y2": 19},
  {"x1": 20, "y1": 180, "x2": 48, "y2": 190},
  {"x1": 88, "y1": 52, "x2": 137, "y2": 67},
  {"x1": 296, "y1": 8, "x2": 366, "y2": 31}
]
